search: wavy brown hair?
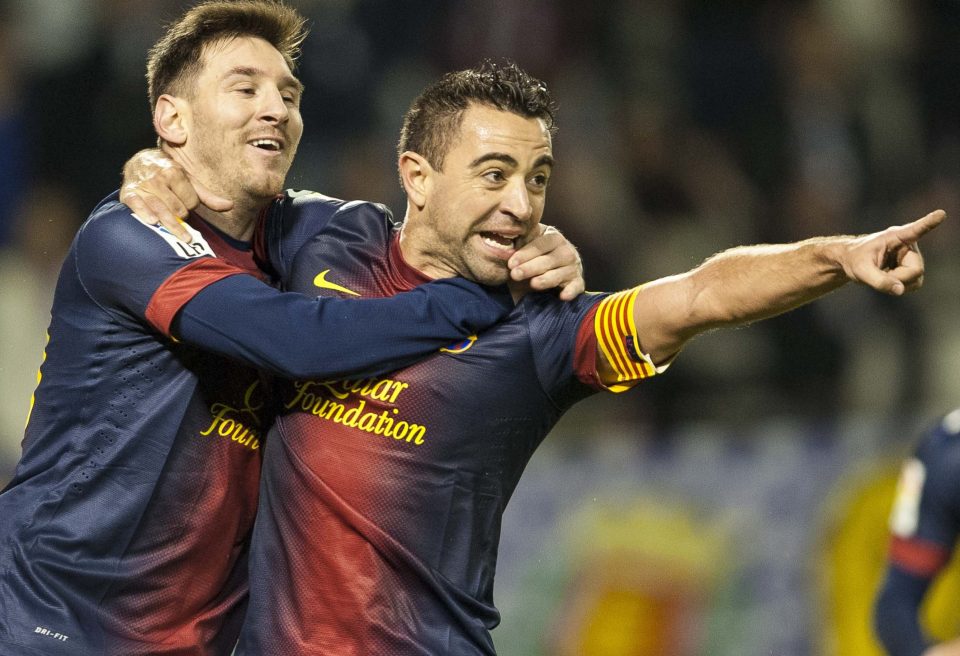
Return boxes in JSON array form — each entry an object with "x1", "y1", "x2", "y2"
[{"x1": 146, "y1": 0, "x2": 308, "y2": 109}]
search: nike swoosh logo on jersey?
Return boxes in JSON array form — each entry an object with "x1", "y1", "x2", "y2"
[{"x1": 313, "y1": 270, "x2": 361, "y2": 296}]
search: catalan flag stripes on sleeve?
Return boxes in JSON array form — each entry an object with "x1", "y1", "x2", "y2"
[{"x1": 594, "y1": 287, "x2": 659, "y2": 390}]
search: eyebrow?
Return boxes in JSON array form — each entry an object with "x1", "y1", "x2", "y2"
[
  {"x1": 468, "y1": 152, "x2": 555, "y2": 170},
  {"x1": 225, "y1": 66, "x2": 304, "y2": 94}
]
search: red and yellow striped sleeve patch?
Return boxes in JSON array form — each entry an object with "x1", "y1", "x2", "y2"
[{"x1": 594, "y1": 288, "x2": 659, "y2": 391}]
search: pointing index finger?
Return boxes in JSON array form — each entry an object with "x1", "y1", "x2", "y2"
[{"x1": 895, "y1": 209, "x2": 946, "y2": 244}]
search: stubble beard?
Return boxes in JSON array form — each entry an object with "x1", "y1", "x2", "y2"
[
  {"x1": 193, "y1": 127, "x2": 293, "y2": 204},
  {"x1": 460, "y1": 241, "x2": 510, "y2": 287}
]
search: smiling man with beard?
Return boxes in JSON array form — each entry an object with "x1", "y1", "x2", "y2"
[
  {"x1": 120, "y1": 54, "x2": 946, "y2": 656},
  {"x1": 222, "y1": 62, "x2": 940, "y2": 654}
]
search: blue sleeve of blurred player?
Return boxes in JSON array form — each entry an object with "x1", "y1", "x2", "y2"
[
  {"x1": 874, "y1": 568, "x2": 931, "y2": 656},
  {"x1": 176, "y1": 275, "x2": 513, "y2": 379}
]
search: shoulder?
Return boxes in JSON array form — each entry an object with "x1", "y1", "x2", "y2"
[
  {"x1": 79, "y1": 194, "x2": 214, "y2": 263},
  {"x1": 272, "y1": 190, "x2": 396, "y2": 240},
  {"x1": 280, "y1": 189, "x2": 392, "y2": 220},
  {"x1": 520, "y1": 290, "x2": 607, "y2": 318},
  {"x1": 905, "y1": 409, "x2": 960, "y2": 504},
  {"x1": 77, "y1": 193, "x2": 161, "y2": 251},
  {"x1": 918, "y1": 409, "x2": 960, "y2": 461},
  {"x1": 518, "y1": 291, "x2": 609, "y2": 344},
  {"x1": 285, "y1": 189, "x2": 348, "y2": 214},
  {"x1": 288, "y1": 190, "x2": 395, "y2": 235}
]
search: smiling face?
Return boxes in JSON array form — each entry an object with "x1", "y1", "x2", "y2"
[
  {"x1": 406, "y1": 103, "x2": 554, "y2": 285},
  {"x1": 180, "y1": 36, "x2": 303, "y2": 204}
]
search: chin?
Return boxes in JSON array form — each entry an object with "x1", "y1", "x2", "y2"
[
  {"x1": 245, "y1": 180, "x2": 284, "y2": 200},
  {"x1": 461, "y1": 253, "x2": 510, "y2": 286},
  {"x1": 473, "y1": 269, "x2": 510, "y2": 287}
]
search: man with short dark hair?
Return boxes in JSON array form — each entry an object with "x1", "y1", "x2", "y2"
[{"x1": 126, "y1": 60, "x2": 943, "y2": 655}]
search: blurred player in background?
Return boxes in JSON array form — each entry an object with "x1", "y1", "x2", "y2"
[
  {"x1": 127, "y1": 60, "x2": 945, "y2": 655},
  {"x1": 0, "y1": 3, "x2": 586, "y2": 655},
  {"x1": 874, "y1": 409, "x2": 960, "y2": 656}
]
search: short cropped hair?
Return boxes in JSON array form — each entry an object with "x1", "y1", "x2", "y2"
[
  {"x1": 146, "y1": 0, "x2": 308, "y2": 109},
  {"x1": 398, "y1": 60, "x2": 558, "y2": 173}
]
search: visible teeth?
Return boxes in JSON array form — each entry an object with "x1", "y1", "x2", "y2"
[
  {"x1": 251, "y1": 139, "x2": 281, "y2": 151},
  {"x1": 481, "y1": 233, "x2": 516, "y2": 250}
]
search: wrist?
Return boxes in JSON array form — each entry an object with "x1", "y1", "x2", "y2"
[{"x1": 809, "y1": 235, "x2": 854, "y2": 280}]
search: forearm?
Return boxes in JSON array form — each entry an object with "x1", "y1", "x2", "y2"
[
  {"x1": 684, "y1": 238, "x2": 850, "y2": 323},
  {"x1": 634, "y1": 237, "x2": 850, "y2": 362}
]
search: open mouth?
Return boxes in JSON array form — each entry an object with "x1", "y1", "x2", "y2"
[
  {"x1": 480, "y1": 231, "x2": 518, "y2": 253},
  {"x1": 249, "y1": 138, "x2": 282, "y2": 152}
]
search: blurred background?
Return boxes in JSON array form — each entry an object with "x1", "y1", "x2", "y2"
[{"x1": 2, "y1": 0, "x2": 960, "y2": 653}]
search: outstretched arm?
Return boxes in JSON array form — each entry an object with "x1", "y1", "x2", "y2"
[{"x1": 628, "y1": 210, "x2": 944, "y2": 367}]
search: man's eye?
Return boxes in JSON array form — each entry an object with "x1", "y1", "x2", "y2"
[
  {"x1": 484, "y1": 170, "x2": 505, "y2": 183},
  {"x1": 530, "y1": 173, "x2": 549, "y2": 188}
]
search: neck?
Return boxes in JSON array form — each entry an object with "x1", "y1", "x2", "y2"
[
  {"x1": 397, "y1": 208, "x2": 456, "y2": 280},
  {"x1": 400, "y1": 205, "x2": 524, "y2": 303},
  {"x1": 193, "y1": 202, "x2": 261, "y2": 241},
  {"x1": 162, "y1": 144, "x2": 264, "y2": 241}
]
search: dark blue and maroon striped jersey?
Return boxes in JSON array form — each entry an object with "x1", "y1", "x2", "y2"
[
  {"x1": 0, "y1": 192, "x2": 511, "y2": 656},
  {"x1": 874, "y1": 410, "x2": 960, "y2": 655},
  {"x1": 235, "y1": 193, "x2": 661, "y2": 655}
]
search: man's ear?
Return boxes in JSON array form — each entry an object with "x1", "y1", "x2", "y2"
[
  {"x1": 153, "y1": 94, "x2": 189, "y2": 146},
  {"x1": 398, "y1": 151, "x2": 432, "y2": 210}
]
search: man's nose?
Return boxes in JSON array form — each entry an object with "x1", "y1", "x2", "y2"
[
  {"x1": 501, "y1": 179, "x2": 532, "y2": 222},
  {"x1": 259, "y1": 87, "x2": 290, "y2": 125}
]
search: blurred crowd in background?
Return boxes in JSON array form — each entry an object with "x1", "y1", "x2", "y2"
[{"x1": 1, "y1": 2, "x2": 960, "y2": 652}]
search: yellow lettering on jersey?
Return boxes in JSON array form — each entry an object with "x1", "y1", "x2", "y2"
[
  {"x1": 288, "y1": 378, "x2": 410, "y2": 406},
  {"x1": 200, "y1": 403, "x2": 262, "y2": 450},
  {"x1": 285, "y1": 376, "x2": 424, "y2": 446},
  {"x1": 198, "y1": 380, "x2": 264, "y2": 451}
]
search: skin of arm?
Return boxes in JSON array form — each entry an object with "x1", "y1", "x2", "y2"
[
  {"x1": 924, "y1": 640, "x2": 960, "y2": 656},
  {"x1": 120, "y1": 148, "x2": 585, "y2": 301},
  {"x1": 598, "y1": 210, "x2": 944, "y2": 380}
]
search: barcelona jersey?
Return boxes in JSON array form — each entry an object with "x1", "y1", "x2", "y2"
[
  {"x1": 875, "y1": 410, "x2": 960, "y2": 655},
  {"x1": 0, "y1": 194, "x2": 272, "y2": 655},
  {"x1": 236, "y1": 193, "x2": 660, "y2": 655},
  {"x1": 0, "y1": 192, "x2": 510, "y2": 656}
]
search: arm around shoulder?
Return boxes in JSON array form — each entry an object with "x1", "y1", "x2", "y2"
[{"x1": 175, "y1": 275, "x2": 513, "y2": 380}]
